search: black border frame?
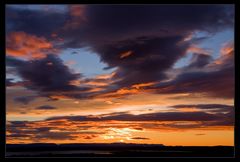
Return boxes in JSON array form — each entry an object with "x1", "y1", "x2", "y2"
[{"x1": 1, "y1": 0, "x2": 239, "y2": 160}]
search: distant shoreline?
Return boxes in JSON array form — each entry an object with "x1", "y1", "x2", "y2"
[{"x1": 6, "y1": 143, "x2": 234, "y2": 157}]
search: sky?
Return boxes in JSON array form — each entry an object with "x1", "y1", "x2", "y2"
[{"x1": 6, "y1": 4, "x2": 234, "y2": 146}]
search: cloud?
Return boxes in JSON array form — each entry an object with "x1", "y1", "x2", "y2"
[
  {"x1": 57, "y1": 5, "x2": 234, "y2": 63},
  {"x1": 119, "y1": 50, "x2": 133, "y2": 59},
  {"x1": 6, "y1": 78, "x2": 14, "y2": 87},
  {"x1": 7, "y1": 5, "x2": 233, "y2": 42},
  {"x1": 95, "y1": 36, "x2": 189, "y2": 89},
  {"x1": 149, "y1": 65, "x2": 234, "y2": 98},
  {"x1": 7, "y1": 107, "x2": 233, "y2": 143},
  {"x1": 6, "y1": 6, "x2": 67, "y2": 37},
  {"x1": 56, "y1": 5, "x2": 233, "y2": 99},
  {"x1": 133, "y1": 127, "x2": 144, "y2": 131},
  {"x1": 6, "y1": 56, "x2": 25, "y2": 66},
  {"x1": 63, "y1": 5, "x2": 87, "y2": 30},
  {"x1": 13, "y1": 96, "x2": 36, "y2": 105},
  {"x1": 187, "y1": 53, "x2": 212, "y2": 68},
  {"x1": 43, "y1": 108, "x2": 234, "y2": 130},
  {"x1": 5, "y1": 5, "x2": 234, "y2": 101},
  {"x1": 36, "y1": 105, "x2": 57, "y2": 110},
  {"x1": 83, "y1": 135, "x2": 98, "y2": 139},
  {"x1": 47, "y1": 111, "x2": 227, "y2": 122},
  {"x1": 8, "y1": 133, "x2": 30, "y2": 138},
  {"x1": 171, "y1": 104, "x2": 233, "y2": 112},
  {"x1": 10, "y1": 121, "x2": 28, "y2": 127},
  {"x1": 131, "y1": 137, "x2": 149, "y2": 140},
  {"x1": 6, "y1": 78, "x2": 29, "y2": 88},
  {"x1": 35, "y1": 131, "x2": 78, "y2": 140},
  {"x1": 6, "y1": 32, "x2": 57, "y2": 60},
  {"x1": 70, "y1": 5, "x2": 232, "y2": 45},
  {"x1": 6, "y1": 55, "x2": 93, "y2": 99},
  {"x1": 212, "y1": 40, "x2": 234, "y2": 66},
  {"x1": 7, "y1": 120, "x2": 104, "y2": 142}
]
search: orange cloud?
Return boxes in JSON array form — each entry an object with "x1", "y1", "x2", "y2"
[
  {"x1": 6, "y1": 32, "x2": 58, "y2": 60},
  {"x1": 187, "y1": 45, "x2": 212, "y2": 55},
  {"x1": 97, "y1": 88, "x2": 143, "y2": 99},
  {"x1": 120, "y1": 51, "x2": 133, "y2": 59},
  {"x1": 220, "y1": 41, "x2": 234, "y2": 57},
  {"x1": 70, "y1": 5, "x2": 86, "y2": 18},
  {"x1": 212, "y1": 41, "x2": 234, "y2": 66},
  {"x1": 95, "y1": 72, "x2": 116, "y2": 80},
  {"x1": 116, "y1": 88, "x2": 139, "y2": 95},
  {"x1": 62, "y1": 5, "x2": 87, "y2": 30},
  {"x1": 69, "y1": 80, "x2": 81, "y2": 86},
  {"x1": 6, "y1": 118, "x2": 233, "y2": 145},
  {"x1": 132, "y1": 82, "x2": 157, "y2": 90},
  {"x1": 87, "y1": 87, "x2": 105, "y2": 93},
  {"x1": 84, "y1": 81, "x2": 108, "y2": 87},
  {"x1": 80, "y1": 72, "x2": 116, "y2": 87},
  {"x1": 178, "y1": 108, "x2": 201, "y2": 112},
  {"x1": 49, "y1": 95, "x2": 71, "y2": 100}
]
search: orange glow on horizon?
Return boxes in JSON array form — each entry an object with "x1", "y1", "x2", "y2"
[{"x1": 6, "y1": 117, "x2": 234, "y2": 146}]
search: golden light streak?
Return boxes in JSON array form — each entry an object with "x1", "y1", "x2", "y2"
[
  {"x1": 132, "y1": 82, "x2": 157, "y2": 90},
  {"x1": 120, "y1": 51, "x2": 133, "y2": 59},
  {"x1": 187, "y1": 45, "x2": 212, "y2": 55}
]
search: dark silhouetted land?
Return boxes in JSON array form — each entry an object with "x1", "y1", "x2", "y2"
[{"x1": 6, "y1": 143, "x2": 234, "y2": 157}]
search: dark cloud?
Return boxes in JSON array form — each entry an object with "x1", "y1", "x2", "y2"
[
  {"x1": 204, "y1": 108, "x2": 234, "y2": 126},
  {"x1": 8, "y1": 133, "x2": 31, "y2": 138},
  {"x1": 171, "y1": 104, "x2": 233, "y2": 109},
  {"x1": 159, "y1": 122, "x2": 204, "y2": 129},
  {"x1": 35, "y1": 131, "x2": 78, "y2": 140},
  {"x1": 146, "y1": 46, "x2": 234, "y2": 98},
  {"x1": 149, "y1": 65, "x2": 234, "y2": 98},
  {"x1": 44, "y1": 108, "x2": 234, "y2": 129},
  {"x1": 84, "y1": 135, "x2": 98, "y2": 139},
  {"x1": 47, "y1": 111, "x2": 226, "y2": 122},
  {"x1": 187, "y1": 54, "x2": 212, "y2": 68},
  {"x1": 6, "y1": 5, "x2": 233, "y2": 43},
  {"x1": 7, "y1": 107, "x2": 233, "y2": 142},
  {"x1": 5, "y1": 5, "x2": 234, "y2": 100},
  {"x1": 58, "y1": 5, "x2": 234, "y2": 95},
  {"x1": 10, "y1": 121, "x2": 28, "y2": 127},
  {"x1": 99, "y1": 36, "x2": 189, "y2": 88},
  {"x1": 195, "y1": 134, "x2": 205, "y2": 136},
  {"x1": 171, "y1": 104, "x2": 234, "y2": 113},
  {"x1": 6, "y1": 78, "x2": 14, "y2": 87},
  {"x1": 15, "y1": 54, "x2": 81, "y2": 92},
  {"x1": 6, "y1": 78, "x2": 29, "y2": 87},
  {"x1": 6, "y1": 55, "x2": 92, "y2": 99},
  {"x1": 7, "y1": 120, "x2": 104, "y2": 141},
  {"x1": 36, "y1": 127, "x2": 52, "y2": 132},
  {"x1": 36, "y1": 105, "x2": 57, "y2": 110},
  {"x1": 131, "y1": 137, "x2": 149, "y2": 140},
  {"x1": 59, "y1": 5, "x2": 234, "y2": 52},
  {"x1": 14, "y1": 96, "x2": 36, "y2": 105},
  {"x1": 6, "y1": 6, "x2": 68, "y2": 37},
  {"x1": 71, "y1": 51, "x2": 78, "y2": 55},
  {"x1": 63, "y1": 5, "x2": 233, "y2": 46},
  {"x1": 133, "y1": 127, "x2": 144, "y2": 131},
  {"x1": 6, "y1": 56, "x2": 24, "y2": 67}
]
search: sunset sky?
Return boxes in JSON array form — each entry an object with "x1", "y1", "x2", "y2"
[{"x1": 6, "y1": 4, "x2": 234, "y2": 146}]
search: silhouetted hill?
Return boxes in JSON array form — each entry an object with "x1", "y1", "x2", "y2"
[{"x1": 6, "y1": 143, "x2": 234, "y2": 157}]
